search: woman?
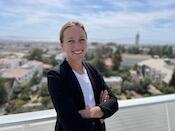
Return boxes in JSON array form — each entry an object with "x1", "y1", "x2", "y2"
[{"x1": 47, "y1": 21, "x2": 118, "y2": 131}]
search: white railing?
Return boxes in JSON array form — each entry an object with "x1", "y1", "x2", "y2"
[{"x1": 0, "y1": 94, "x2": 175, "y2": 131}]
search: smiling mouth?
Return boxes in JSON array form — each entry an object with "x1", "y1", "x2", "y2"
[{"x1": 72, "y1": 50, "x2": 83, "y2": 54}]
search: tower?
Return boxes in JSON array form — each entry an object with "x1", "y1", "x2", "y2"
[{"x1": 135, "y1": 32, "x2": 140, "y2": 48}]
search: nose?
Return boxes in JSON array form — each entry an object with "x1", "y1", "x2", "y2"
[{"x1": 73, "y1": 40, "x2": 86, "y2": 48}]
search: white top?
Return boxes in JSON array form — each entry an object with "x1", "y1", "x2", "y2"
[{"x1": 73, "y1": 67, "x2": 96, "y2": 108}]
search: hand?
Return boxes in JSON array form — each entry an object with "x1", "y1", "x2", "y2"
[
  {"x1": 78, "y1": 106, "x2": 91, "y2": 119},
  {"x1": 78, "y1": 106, "x2": 104, "y2": 119},
  {"x1": 100, "y1": 90, "x2": 109, "y2": 103}
]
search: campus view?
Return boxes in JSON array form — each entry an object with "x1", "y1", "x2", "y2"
[
  {"x1": 1, "y1": 0, "x2": 175, "y2": 130},
  {"x1": 0, "y1": 33, "x2": 175, "y2": 115}
]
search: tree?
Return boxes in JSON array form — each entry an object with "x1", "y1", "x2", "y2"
[
  {"x1": 169, "y1": 69, "x2": 175, "y2": 87},
  {"x1": 112, "y1": 50, "x2": 122, "y2": 70},
  {"x1": 94, "y1": 58, "x2": 106, "y2": 73},
  {"x1": 93, "y1": 47, "x2": 107, "y2": 73},
  {"x1": 40, "y1": 85, "x2": 49, "y2": 97},
  {"x1": 20, "y1": 92, "x2": 31, "y2": 101},
  {"x1": 5, "y1": 99, "x2": 26, "y2": 113},
  {"x1": 30, "y1": 71, "x2": 42, "y2": 86},
  {"x1": 0, "y1": 78, "x2": 8, "y2": 105},
  {"x1": 25, "y1": 48, "x2": 43, "y2": 61},
  {"x1": 122, "y1": 81, "x2": 134, "y2": 92},
  {"x1": 43, "y1": 55, "x2": 58, "y2": 66},
  {"x1": 50, "y1": 55, "x2": 58, "y2": 66}
]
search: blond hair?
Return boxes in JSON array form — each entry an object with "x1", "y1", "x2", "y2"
[{"x1": 59, "y1": 21, "x2": 87, "y2": 43}]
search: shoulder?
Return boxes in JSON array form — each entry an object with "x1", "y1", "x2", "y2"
[{"x1": 47, "y1": 60, "x2": 68, "y2": 78}]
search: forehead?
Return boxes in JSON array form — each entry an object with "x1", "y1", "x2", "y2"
[{"x1": 63, "y1": 26, "x2": 86, "y2": 38}]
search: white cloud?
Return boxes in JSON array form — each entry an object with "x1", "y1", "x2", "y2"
[
  {"x1": 1, "y1": 0, "x2": 175, "y2": 43},
  {"x1": 79, "y1": 9, "x2": 175, "y2": 29}
]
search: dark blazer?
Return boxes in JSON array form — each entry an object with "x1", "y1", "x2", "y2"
[{"x1": 47, "y1": 59, "x2": 118, "y2": 131}]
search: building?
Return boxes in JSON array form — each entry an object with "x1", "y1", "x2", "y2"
[
  {"x1": 104, "y1": 58, "x2": 113, "y2": 68},
  {"x1": 135, "y1": 32, "x2": 140, "y2": 48},
  {"x1": 21, "y1": 60, "x2": 43, "y2": 75},
  {"x1": 1, "y1": 68, "x2": 32, "y2": 84},
  {"x1": 1, "y1": 60, "x2": 44, "y2": 85},
  {"x1": 138, "y1": 58, "x2": 175, "y2": 86},
  {"x1": 173, "y1": 47, "x2": 175, "y2": 55},
  {"x1": 104, "y1": 76, "x2": 123, "y2": 93},
  {"x1": 0, "y1": 58, "x2": 25, "y2": 69}
]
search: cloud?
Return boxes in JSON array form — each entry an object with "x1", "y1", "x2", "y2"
[{"x1": 0, "y1": 0, "x2": 175, "y2": 43}]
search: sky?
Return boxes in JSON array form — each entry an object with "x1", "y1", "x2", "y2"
[{"x1": 0, "y1": 0, "x2": 175, "y2": 45}]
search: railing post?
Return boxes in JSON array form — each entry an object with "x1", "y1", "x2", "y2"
[{"x1": 165, "y1": 103, "x2": 171, "y2": 131}]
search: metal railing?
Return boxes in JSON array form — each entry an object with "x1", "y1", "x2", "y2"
[{"x1": 0, "y1": 94, "x2": 175, "y2": 131}]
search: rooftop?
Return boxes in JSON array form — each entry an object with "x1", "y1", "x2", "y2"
[
  {"x1": 1, "y1": 68, "x2": 30, "y2": 79},
  {"x1": 138, "y1": 58, "x2": 175, "y2": 83},
  {"x1": 0, "y1": 58, "x2": 22, "y2": 65}
]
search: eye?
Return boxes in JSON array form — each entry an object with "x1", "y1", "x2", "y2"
[
  {"x1": 80, "y1": 38, "x2": 86, "y2": 42},
  {"x1": 67, "y1": 40, "x2": 74, "y2": 43}
]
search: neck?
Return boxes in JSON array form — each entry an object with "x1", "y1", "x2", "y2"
[{"x1": 66, "y1": 58, "x2": 84, "y2": 74}]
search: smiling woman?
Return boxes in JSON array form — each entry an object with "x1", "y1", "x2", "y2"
[
  {"x1": 47, "y1": 21, "x2": 119, "y2": 131},
  {"x1": 60, "y1": 22, "x2": 87, "y2": 66}
]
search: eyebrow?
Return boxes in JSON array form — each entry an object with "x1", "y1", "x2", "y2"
[{"x1": 80, "y1": 36, "x2": 86, "y2": 39}]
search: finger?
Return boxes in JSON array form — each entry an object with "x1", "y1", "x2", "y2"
[
  {"x1": 102, "y1": 90, "x2": 107, "y2": 100},
  {"x1": 103, "y1": 90, "x2": 109, "y2": 102},
  {"x1": 100, "y1": 90, "x2": 104, "y2": 103},
  {"x1": 104, "y1": 90, "x2": 109, "y2": 100},
  {"x1": 104, "y1": 90, "x2": 108, "y2": 96},
  {"x1": 106, "y1": 94, "x2": 109, "y2": 100}
]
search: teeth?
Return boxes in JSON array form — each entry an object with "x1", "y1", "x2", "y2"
[{"x1": 73, "y1": 50, "x2": 83, "y2": 54}]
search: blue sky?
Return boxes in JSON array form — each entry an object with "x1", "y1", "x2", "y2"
[{"x1": 0, "y1": 0, "x2": 175, "y2": 44}]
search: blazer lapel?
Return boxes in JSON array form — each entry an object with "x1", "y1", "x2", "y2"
[
  {"x1": 83, "y1": 63, "x2": 99, "y2": 105},
  {"x1": 62, "y1": 60, "x2": 85, "y2": 108}
]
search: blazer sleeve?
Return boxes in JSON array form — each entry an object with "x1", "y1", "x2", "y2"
[
  {"x1": 92, "y1": 66, "x2": 119, "y2": 119},
  {"x1": 47, "y1": 70, "x2": 90, "y2": 131}
]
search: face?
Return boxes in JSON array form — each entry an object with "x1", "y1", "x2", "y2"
[{"x1": 61, "y1": 26, "x2": 87, "y2": 62}]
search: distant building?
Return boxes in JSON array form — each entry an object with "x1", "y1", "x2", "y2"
[
  {"x1": 104, "y1": 76, "x2": 123, "y2": 93},
  {"x1": 173, "y1": 47, "x2": 175, "y2": 55},
  {"x1": 135, "y1": 32, "x2": 140, "y2": 48},
  {"x1": 21, "y1": 60, "x2": 43, "y2": 75},
  {"x1": 138, "y1": 58, "x2": 175, "y2": 86},
  {"x1": 1, "y1": 68, "x2": 32, "y2": 84},
  {"x1": 1, "y1": 60, "x2": 45, "y2": 91},
  {"x1": 130, "y1": 70, "x2": 141, "y2": 84},
  {"x1": 104, "y1": 58, "x2": 113, "y2": 68},
  {"x1": 0, "y1": 58, "x2": 25, "y2": 69},
  {"x1": 87, "y1": 44, "x2": 97, "y2": 55},
  {"x1": 141, "y1": 48, "x2": 150, "y2": 54}
]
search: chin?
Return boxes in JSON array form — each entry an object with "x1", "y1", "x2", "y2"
[{"x1": 72, "y1": 56, "x2": 85, "y2": 62}]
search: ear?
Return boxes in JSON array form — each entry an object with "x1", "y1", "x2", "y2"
[
  {"x1": 61, "y1": 43, "x2": 66, "y2": 52},
  {"x1": 61, "y1": 43, "x2": 64, "y2": 49}
]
